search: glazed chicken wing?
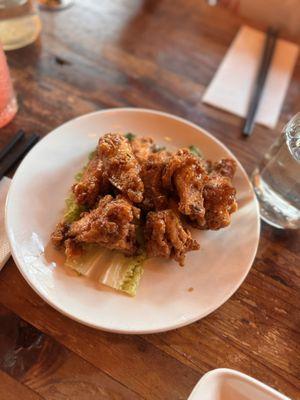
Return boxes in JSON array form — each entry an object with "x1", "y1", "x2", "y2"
[
  {"x1": 72, "y1": 155, "x2": 110, "y2": 208},
  {"x1": 202, "y1": 159, "x2": 237, "y2": 230},
  {"x1": 145, "y1": 209, "x2": 200, "y2": 266},
  {"x1": 98, "y1": 133, "x2": 144, "y2": 203},
  {"x1": 162, "y1": 149, "x2": 208, "y2": 227},
  {"x1": 68, "y1": 195, "x2": 140, "y2": 254}
]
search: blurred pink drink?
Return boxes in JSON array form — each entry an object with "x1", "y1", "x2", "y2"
[{"x1": 0, "y1": 45, "x2": 17, "y2": 128}]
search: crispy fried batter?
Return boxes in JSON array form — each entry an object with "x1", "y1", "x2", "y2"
[
  {"x1": 141, "y1": 151, "x2": 170, "y2": 211},
  {"x1": 145, "y1": 210, "x2": 200, "y2": 266},
  {"x1": 201, "y1": 160, "x2": 237, "y2": 230},
  {"x1": 65, "y1": 238, "x2": 83, "y2": 259},
  {"x1": 130, "y1": 136, "x2": 154, "y2": 164},
  {"x1": 72, "y1": 155, "x2": 110, "y2": 207},
  {"x1": 68, "y1": 195, "x2": 140, "y2": 254},
  {"x1": 212, "y1": 158, "x2": 236, "y2": 179},
  {"x1": 51, "y1": 222, "x2": 69, "y2": 248},
  {"x1": 98, "y1": 133, "x2": 144, "y2": 203},
  {"x1": 52, "y1": 132, "x2": 239, "y2": 270},
  {"x1": 162, "y1": 149, "x2": 208, "y2": 226}
]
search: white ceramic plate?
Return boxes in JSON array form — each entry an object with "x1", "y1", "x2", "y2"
[
  {"x1": 188, "y1": 369, "x2": 290, "y2": 400},
  {"x1": 6, "y1": 108, "x2": 260, "y2": 334}
]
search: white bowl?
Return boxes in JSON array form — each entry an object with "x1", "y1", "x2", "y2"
[{"x1": 188, "y1": 369, "x2": 291, "y2": 400}]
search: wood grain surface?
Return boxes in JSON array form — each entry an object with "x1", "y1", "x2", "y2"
[{"x1": 1, "y1": 1, "x2": 299, "y2": 399}]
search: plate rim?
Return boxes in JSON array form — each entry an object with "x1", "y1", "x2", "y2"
[{"x1": 5, "y1": 107, "x2": 261, "y2": 334}]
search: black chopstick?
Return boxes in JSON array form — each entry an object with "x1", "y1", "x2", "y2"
[
  {"x1": 0, "y1": 133, "x2": 39, "y2": 180},
  {"x1": 243, "y1": 27, "x2": 278, "y2": 136},
  {"x1": 0, "y1": 129, "x2": 25, "y2": 162}
]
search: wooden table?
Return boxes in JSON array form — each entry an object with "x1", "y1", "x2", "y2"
[{"x1": 1, "y1": 1, "x2": 299, "y2": 399}]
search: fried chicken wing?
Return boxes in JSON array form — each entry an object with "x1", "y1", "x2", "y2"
[
  {"x1": 201, "y1": 159, "x2": 237, "y2": 230},
  {"x1": 72, "y1": 155, "x2": 110, "y2": 208},
  {"x1": 51, "y1": 221, "x2": 83, "y2": 259},
  {"x1": 130, "y1": 136, "x2": 154, "y2": 164},
  {"x1": 141, "y1": 150, "x2": 170, "y2": 211},
  {"x1": 162, "y1": 149, "x2": 208, "y2": 226},
  {"x1": 65, "y1": 238, "x2": 83, "y2": 259},
  {"x1": 145, "y1": 210, "x2": 200, "y2": 266},
  {"x1": 212, "y1": 158, "x2": 236, "y2": 179},
  {"x1": 52, "y1": 130, "x2": 239, "y2": 277},
  {"x1": 68, "y1": 195, "x2": 140, "y2": 254},
  {"x1": 98, "y1": 133, "x2": 144, "y2": 203},
  {"x1": 51, "y1": 221, "x2": 69, "y2": 248}
]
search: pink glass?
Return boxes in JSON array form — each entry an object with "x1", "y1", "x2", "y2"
[{"x1": 0, "y1": 44, "x2": 18, "y2": 128}]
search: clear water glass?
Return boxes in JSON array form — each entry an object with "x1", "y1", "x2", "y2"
[
  {"x1": 0, "y1": 0, "x2": 41, "y2": 50},
  {"x1": 252, "y1": 113, "x2": 300, "y2": 229}
]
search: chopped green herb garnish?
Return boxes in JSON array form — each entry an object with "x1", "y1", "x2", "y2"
[
  {"x1": 74, "y1": 149, "x2": 97, "y2": 182},
  {"x1": 64, "y1": 193, "x2": 86, "y2": 224},
  {"x1": 65, "y1": 153, "x2": 96, "y2": 221},
  {"x1": 75, "y1": 171, "x2": 84, "y2": 182},
  {"x1": 189, "y1": 145, "x2": 203, "y2": 158},
  {"x1": 124, "y1": 132, "x2": 135, "y2": 142},
  {"x1": 88, "y1": 150, "x2": 97, "y2": 160}
]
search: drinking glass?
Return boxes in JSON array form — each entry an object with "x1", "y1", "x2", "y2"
[
  {"x1": 0, "y1": 44, "x2": 17, "y2": 128},
  {"x1": 252, "y1": 113, "x2": 300, "y2": 229},
  {"x1": 0, "y1": 0, "x2": 41, "y2": 50}
]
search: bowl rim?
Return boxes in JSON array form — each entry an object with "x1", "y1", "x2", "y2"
[{"x1": 188, "y1": 368, "x2": 290, "y2": 400}]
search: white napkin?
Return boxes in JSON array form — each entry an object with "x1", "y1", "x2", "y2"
[
  {"x1": 0, "y1": 177, "x2": 11, "y2": 271},
  {"x1": 202, "y1": 26, "x2": 299, "y2": 129}
]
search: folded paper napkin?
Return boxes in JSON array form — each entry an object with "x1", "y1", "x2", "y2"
[
  {"x1": 0, "y1": 177, "x2": 11, "y2": 271},
  {"x1": 202, "y1": 26, "x2": 299, "y2": 129}
]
